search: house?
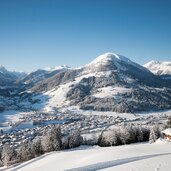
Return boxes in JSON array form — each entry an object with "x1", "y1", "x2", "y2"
[{"x1": 162, "y1": 128, "x2": 171, "y2": 141}]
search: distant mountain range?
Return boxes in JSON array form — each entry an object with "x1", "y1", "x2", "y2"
[
  {"x1": 0, "y1": 65, "x2": 26, "y2": 86},
  {"x1": 144, "y1": 60, "x2": 171, "y2": 75},
  {"x1": 0, "y1": 53, "x2": 171, "y2": 113},
  {"x1": 17, "y1": 65, "x2": 70, "y2": 87},
  {"x1": 144, "y1": 60, "x2": 171, "y2": 80}
]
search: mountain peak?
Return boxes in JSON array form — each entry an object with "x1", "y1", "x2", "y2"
[
  {"x1": 0, "y1": 65, "x2": 8, "y2": 74},
  {"x1": 83, "y1": 52, "x2": 143, "y2": 74},
  {"x1": 87, "y1": 52, "x2": 130, "y2": 66},
  {"x1": 144, "y1": 60, "x2": 160, "y2": 67},
  {"x1": 144, "y1": 60, "x2": 171, "y2": 75}
]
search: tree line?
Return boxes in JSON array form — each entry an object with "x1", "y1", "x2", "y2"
[{"x1": 1, "y1": 116, "x2": 171, "y2": 167}]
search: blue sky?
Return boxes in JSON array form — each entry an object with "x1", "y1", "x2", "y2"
[{"x1": 0, "y1": 0, "x2": 171, "y2": 72}]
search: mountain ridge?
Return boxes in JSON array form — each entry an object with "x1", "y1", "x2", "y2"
[
  {"x1": 24, "y1": 52, "x2": 171, "y2": 113},
  {"x1": 0, "y1": 52, "x2": 171, "y2": 113},
  {"x1": 144, "y1": 60, "x2": 171, "y2": 75}
]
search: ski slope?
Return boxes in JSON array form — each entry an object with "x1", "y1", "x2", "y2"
[{"x1": 8, "y1": 141, "x2": 171, "y2": 171}]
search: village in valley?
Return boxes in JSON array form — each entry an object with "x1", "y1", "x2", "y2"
[{"x1": 0, "y1": 108, "x2": 170, "y2": 149}]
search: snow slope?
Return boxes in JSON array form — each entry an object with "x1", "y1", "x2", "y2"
[
  {"x1": 35, "y1": 71, "x2": 113, "y2": 111},
  {"x1": 144, "y1": 60, "x2": 171, "y2": 75},
  {"x1": 9, "y1": 142, "x2": 171, "y2": 171},
  {"x1": 44, "y1": 82, "x2": 73, "y2": 110},
  {"x1": 93, "y1": 86, "x2": 131, "y2": 99}
]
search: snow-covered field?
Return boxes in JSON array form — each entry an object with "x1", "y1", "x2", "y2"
[
  {"x1": 7, "y1": 141, "x2": 171, "y2": 171},
  {"x1": 0, "y1": 110, "x2": 24, "y2": 131},
  {"x1": 93, "y1": 86, "x2": 131, "y2": 99}
]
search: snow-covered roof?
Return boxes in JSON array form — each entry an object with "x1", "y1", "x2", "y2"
[{"x1": 162, "y1": 128, "x2": 171, "y2": 136}]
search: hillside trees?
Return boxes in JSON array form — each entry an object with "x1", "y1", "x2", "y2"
[
  {"x1": 68, "y1": 129, "x2": 83, "y2": 148},
  {"x1": 1, "y1": 145, "x2": 16, "y2": 167},
  {"x1": 41, "y1": 125, "x2": 62, "y2": 152},
  {"x1": 149, "y1": 125, "x2": 160, "y2": 143},
  {"x1": 98, "y1": 125, "x2": 150, "y2": 147}
]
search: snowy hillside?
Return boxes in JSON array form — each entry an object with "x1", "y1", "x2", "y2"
[
  {"x1": 144, "y1": 60, "x2": 171, "y2": 75},
  {"x1": 1, "y1": 52, "x2": 171, "y2": 113},
  {"x1": 10, "y1": 142, "x2": 171, "y2": 171},
  {"x1": 28, "y1": 52, "x2": 171, "y2": 113}
]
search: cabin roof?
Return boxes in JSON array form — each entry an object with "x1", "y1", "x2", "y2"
[{"x1": 162, "y1": 128, "x2": 171, "y2": 136}]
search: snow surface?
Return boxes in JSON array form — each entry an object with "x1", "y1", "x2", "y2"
[
  {"x1": 0, "y1": 110, "x2": 33, "y2": 132},
  {"x1": 8, "y1": 142, "x2": 171, "y2": 171},
  {"x1": 86, "y1": 52, "x2": 130, "y2": 66},
  {"x1": 44, "y1": 82, "x2": 72, "y2": 110},
  {"x1": 144, "y1": 60, "x2": 171, "y2": 75},
  {"x1": 162, "y1": 128, "x2": 171, "y2": 136},
  {"x1": 0, "y1": 110, "x2": 19, "y2": 122},
  {"x1": 93, "y1": 86, "x2": 131, "y2": 99}
]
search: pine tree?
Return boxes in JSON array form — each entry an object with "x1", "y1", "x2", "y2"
[
  {"x1": 1, "y1": 145, "x2": 16, "y2": 167},
  {"x1": 32, "y1": 138, "x2": 43, "y2": 157},
  {"x1": 97, "y1": 133, "x2": 110, "y2": 147},
  {"x1": 105, "y1": 131, "x2": 114, "y2": 146},
  {"x1": 119, "y1": 127, "x2": 131, "y2": 145},
  {"x1": 149, "y1": 126, "x2": 160, "y2": 143},
  {"x1": 126, "y1": 125, "x2": 136, "y2": 143},
  {"x1": 41, "y1": 126, "x2": 62, "y2": 152},
  {"x1": 166, "y1": 116, "x2": 171, "y2": 128},
  {"x1": 17, "y1": 142, "x2": 35, "y2": 162},
  {"x1": 68, "y1": 129, "x2": 83, "y2": 148},
  {"x1": 137, "y1": 126, "x2": 144, "y2": 142}
]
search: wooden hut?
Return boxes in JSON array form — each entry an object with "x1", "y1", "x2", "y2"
[{"x1": 162, "y1": 128, "x2": 171, "y2": 141}]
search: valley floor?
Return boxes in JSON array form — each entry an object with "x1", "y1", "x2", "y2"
[{"x1": 6, "y1": 141, "x2": 171, "y2": 171}]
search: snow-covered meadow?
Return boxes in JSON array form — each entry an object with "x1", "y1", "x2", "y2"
[{"x1": 8, "y1": 141, "x2": 171, "y2": 171}]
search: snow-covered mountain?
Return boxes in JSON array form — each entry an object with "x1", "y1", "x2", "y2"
[
  {"x1": 18, "y1": 65, "x2": 70, "y2": 86},
  {"x1": 0, "y1": 65, "x2": 26, "y2": 78},
  {"x1": 23, "y1": 52, "x2": 171, "y2": 113},
  {"x1": 144, "y1": 60, "x2": 171, "y2": 75},
  {"x1": 0, "y1": 64, "x2": 71, "y2": 112},
  {"x1": 83, "y1": 52, "x2": 148, "y2": 74},
  {"x1": 44, "y1": 64, "x2": 70, "y2": 72},
  {"x1": 1, "y1": 53, "x2": 171, "y2": 113},
  {"x1": 0, "y1": 65, "x2": 26, "y2": 86}
]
